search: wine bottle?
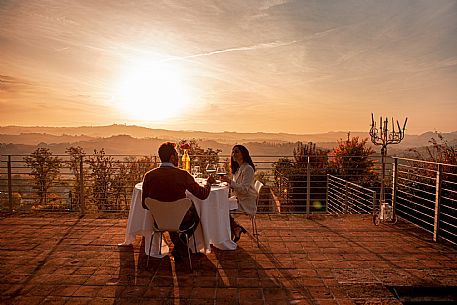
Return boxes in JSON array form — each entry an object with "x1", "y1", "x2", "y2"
[{"x1": 182, "y1": 149, "x2": 190, "y2": 173}]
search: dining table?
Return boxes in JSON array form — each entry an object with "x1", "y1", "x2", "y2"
[{"x1": 120, "y1": 179, "x2": 238, "y2": 257}]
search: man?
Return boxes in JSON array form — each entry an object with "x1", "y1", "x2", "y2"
[{"x1": 142, "y1": 142, "x2": 216, "y2": 260}]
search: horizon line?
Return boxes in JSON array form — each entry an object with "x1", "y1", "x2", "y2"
[{"x1": 1, "y1": 124, "x2": 455, "y2": 137}]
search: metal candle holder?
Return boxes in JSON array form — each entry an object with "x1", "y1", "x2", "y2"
[{"x1": 369, "y1": 113, "x2": 407, "y2": 208}]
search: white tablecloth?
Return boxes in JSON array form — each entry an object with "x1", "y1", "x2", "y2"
[{"x1": 122, "y1": 182, "x2": 237, "y2": 257}]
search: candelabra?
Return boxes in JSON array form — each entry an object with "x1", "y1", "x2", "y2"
[{"x1": 369, "y1": 114, "x2": 407, "y2": 223}]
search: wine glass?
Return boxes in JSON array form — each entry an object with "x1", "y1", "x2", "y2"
[
  {"x1": 191, "y1": 165, "x2": 201, "y2": 178},
  {"x1": 205, "y1": 163, "x2": 216, "y2": 184},
  {"x1": 205, "y1": 163, "x2": 216, "y2": 175},
  {"x1": 216, "y1": 166, "x2": 227, "y2": 179},
  {"x1": 216, "y1": 166, "x2": 227, "y2": 186}
]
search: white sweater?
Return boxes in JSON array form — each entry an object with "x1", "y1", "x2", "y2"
[{"x1": 230, "y1": 163, "x2": 257, "y2": 216}]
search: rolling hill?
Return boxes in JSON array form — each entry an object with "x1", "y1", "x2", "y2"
[{"x1": 1, "y1": 125, "x2": 456, "y2": 156}]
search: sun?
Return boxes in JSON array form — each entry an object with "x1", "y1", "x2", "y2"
[{"x1": 113, "y1": 59, "x2": 193, "y2": 122}]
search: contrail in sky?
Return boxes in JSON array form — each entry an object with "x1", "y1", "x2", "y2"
[{"x1": 163, "y1": 40, "x2": 299, "y2": 62}]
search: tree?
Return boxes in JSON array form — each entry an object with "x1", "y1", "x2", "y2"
[
  {"x1": 124, "y1": 155, "x2": 156, "y2": 183},
  {"x1": 294, "y1": 142, "x2": 329, "y2": 170},
  {"x1": 412, "y1": 132, "x2": 457, "y2": 165},
  {"x1": 112, "y1": 160, "x2": 129, "y2": 210},
  {"x1": 292, "y1": 142, "x2": 329, "y2": 212},
  {"x1": 111, "y1": 155, "x2": 156, "y2": 210},
  {"x1": 24, "y1": 148, "x2": 62, "y2": 205},
  {"x1": 272, "y1": 158, "x2": 294, "y2": 207},
  {"x1": 87, "y1": 149, "x2": 115, "y2": 211},
  {"x1": 65, "y1": 146, "x2": 86, "y2": 209},
  {"x1": 331, "y1": 133, "x2": 377, "y2": 186},
  {"x1": 273, "y1": 142, "x2": 330, "y2": 212}
]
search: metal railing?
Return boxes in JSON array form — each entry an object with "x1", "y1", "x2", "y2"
[
  {"x1": 1, "y1": 153, "x2": 455, "y2": 244},
  {"x1": 247, "y1": 154, "x2": 387, "y2": 214},
  {"x1": 1, "y1": 153, "x2": 387, "y2": 214},
  {"x1": 327, "y1": 174, "x2": 377, "y2": 215},
  {"x1": 0, "y1": 154, "x2": 159, "y2": 213},
  {"x1": 392, "y1": 157, "x2": 457, "y2": 245}
]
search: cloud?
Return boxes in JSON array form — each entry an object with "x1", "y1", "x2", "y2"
[
  {"x1": 163, "y1": 40, "x2": 300, "y2": 62},
  {"x1": 259, "y1": 0, "x2": 290, "y2": 11},
  {"x1": 0, "y1": 75, "x2": 32, "y2": 93},
  {"x1": 439, "y1": 57, "x2": 457, "y2": 68}
]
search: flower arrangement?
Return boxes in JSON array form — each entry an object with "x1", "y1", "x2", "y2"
[{"x1": 180, "y1": 143, "x2": 191, "y2": 150}]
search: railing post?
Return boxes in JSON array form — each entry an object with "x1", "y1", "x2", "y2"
[
  {"x1": 306, "y1": 156, "x2": 310, "y2": 216},
  {"x1": 433, "y1": 163, "x2": 442, "y2": 242},
  {"x1": 344, "y1": 181, "x2": 348, "y2": 214},
  {"x1": 391, "y1": 157, "x2": 398, "y2": 219},
  {"x1": 79, "y1": 156, "x2": 85, "y2": 215},
  {"x1": 380, "y1": 147, "x2": 386, "y2": 204},
  {"x1": 372, "y1": 191, "x2": 377, "y2": 218},
  {"x1": 278, "y1": 173, "x2": 282, "y2": 205},
  {"x1": 7, "y1": 155, "x2": 13, "y2": 212},
  {"x1": 325, "y1": 174, "x2": 329, "y2": 213}
]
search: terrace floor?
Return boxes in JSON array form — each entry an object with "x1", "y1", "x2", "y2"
[{"x1": 0, "y1": 213, "x2": 456, "y2": 305}]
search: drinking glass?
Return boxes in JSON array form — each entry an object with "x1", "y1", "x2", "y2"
[
  {"x1": 205, "y1": 163, "x2": 216, "y2": 176},
  {"x1": 216, "y1": 166, "x2": 227, "y2": 179},
  {"x1": 191, "y1": 165, "x2": 201, "y2": 178}
]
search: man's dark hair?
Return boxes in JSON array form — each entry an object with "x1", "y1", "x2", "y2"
[{"x1": 158, "y1": 142, "x2": 177, "y2": 162}]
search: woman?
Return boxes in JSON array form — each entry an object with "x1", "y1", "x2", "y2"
[{"x1": 222, "y1": 145, "x2": 257, "y2": 242}]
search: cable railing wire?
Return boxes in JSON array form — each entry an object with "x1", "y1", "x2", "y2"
[
  {"x1": 393, "y1": 157, "x2": 456, "y2": 245},
  {"x1": 1, "y1": 153, "x2": 455, "y2": 244}
]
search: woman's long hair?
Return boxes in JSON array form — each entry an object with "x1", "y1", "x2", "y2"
[{"x1": 230, "y1": 144, "x2": 256, "y2": 174}]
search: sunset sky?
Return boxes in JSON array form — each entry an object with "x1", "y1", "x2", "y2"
[{"x1": 1, "y1": 0, "x2": 456, "y2": 135}]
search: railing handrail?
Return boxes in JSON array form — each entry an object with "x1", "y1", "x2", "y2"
[{"x1": 394, "y1": 156, "x2": 457, "y2": 168}]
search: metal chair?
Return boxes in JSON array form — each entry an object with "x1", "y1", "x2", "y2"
[
  {"x1": 144, "y1": 197, "x2": 198, "y2": 272},
  {"x1": 251, "y1": 180, "x2": 264, "y2": 247}
]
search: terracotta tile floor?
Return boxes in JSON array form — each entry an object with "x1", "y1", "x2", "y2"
[{"x1": 0, "y1": 213, "x2": 456, "y2": 305}]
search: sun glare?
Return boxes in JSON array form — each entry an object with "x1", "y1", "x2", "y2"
[{"x1": 113, "y1": 59, "x2": 193, "y2": 122}]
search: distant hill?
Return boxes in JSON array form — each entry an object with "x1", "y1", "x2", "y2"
[
  {"x1": 0, "y1": 124, "x2": 380, "y2": 143},
  {"x1": 1, "y1": 125, "x2": 456, "y2": 157},
  {"x1": 0, "y1": 133, "x2": 94, "y2": 145},
  {"x1": 2, "y1": 124, "x2": 456, "y2": 144},
  {"x1": 0, "y1": 135, "x2": 286, "y2": 156}
]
